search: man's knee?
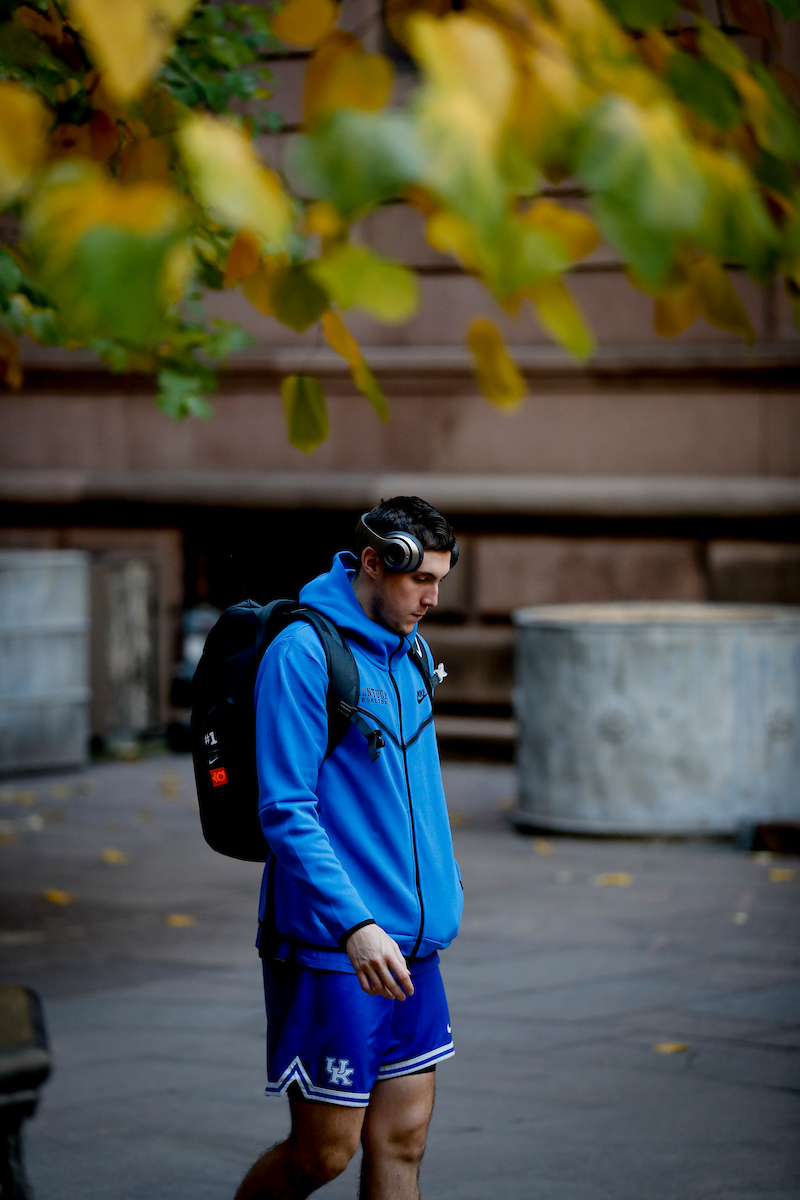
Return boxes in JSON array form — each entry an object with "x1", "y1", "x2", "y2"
[
  {"x1": 300, "y1": 1139, "x2": 358, "y2": 1185},
  {"x1": 367, "y1": 1111, "x2": 429, "y2": 1168},
  {"x1": 290, "y1": 1126, "x2": 361, "y2": 1185}
]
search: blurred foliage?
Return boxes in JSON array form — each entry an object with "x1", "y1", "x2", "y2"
[{"x1": 0, "y1": 0, "x2": 798, "y2": 450}]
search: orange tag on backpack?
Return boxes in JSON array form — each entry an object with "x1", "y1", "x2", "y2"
[{"x1": 210, "y1": 767, "x2": 228, "y2": 787}]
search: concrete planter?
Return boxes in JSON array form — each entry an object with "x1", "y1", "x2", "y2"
[
  {"x1": 0, "y1": 551, "x2": 90, "y2": 774},
  {"x1": 513, "y1": 603, "x2": 800, "y2": 835}
]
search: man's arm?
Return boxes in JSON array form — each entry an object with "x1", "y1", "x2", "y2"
[{"x1": 255, "y1": 632, "x2": 375, "y2": 944}]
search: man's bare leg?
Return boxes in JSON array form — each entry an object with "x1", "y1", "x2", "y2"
[
  {"x1": 234, "y1": 1085, "x2": 365, "y2": 1200},
  {"x1": 359, "y1": 1071, "x2": 436, "y2": 1200}
]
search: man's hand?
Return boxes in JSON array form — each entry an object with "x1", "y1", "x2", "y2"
[{"x1": 345, "y1": 925, "x2": 414, "y2": 1000}]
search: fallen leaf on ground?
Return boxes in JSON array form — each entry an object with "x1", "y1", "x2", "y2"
[
  {"x1": 138, "y1": 808, "x2": 153, "y2": 822},
  {"x1": 159, "y1": 771, "x2": 182, "y2": 799},
  {"x1": 449, "y1": 811, "x2": 468, "y2": 827},
  {"x1": 0, "y1": 790, "x2": 37, "y2": 806},
  {"x1": 0, "y1": 833, "x2": 16, "y2": 846},
  {"x1": 732, "y1": 911, "x2": 749, "y2": 924},
  {"x1": 44, "y1": 889, "x2": 75, "y2": 906},
  {"x1": 750, "y1": 851, "x2": 773, "y2": 863},
  {"x1": 101, "y1": 848, "x2": 130, "y2": 864},
  {"x1": 533, "y1": 839, "x2": 555, "y2": 855},
  {"x1": 50, "y1": 783, "x2": 73, "y2": 800},
  {"x1": 768, "y1": 868, "x2": 795, "y2": 882},
  {"x1": 494, "y1": 797, "x2": 516, "y2": 812},
  {"x1": 43, "y1": 808, "x2": 66, "y2": 823},
  {"x1": 652, "y1": 1042, "x2": 689, "y2": 1053},
  {"x1": 594, "y1": 872, "x2": 632, "y2": 886},
  {"x1": 166, "y1": 913, "x2": 196, "y2": 927}
]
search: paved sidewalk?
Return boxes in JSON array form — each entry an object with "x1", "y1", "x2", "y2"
[{"x1": 0, "y1": 754, "x2": 798, "y2": 1200}]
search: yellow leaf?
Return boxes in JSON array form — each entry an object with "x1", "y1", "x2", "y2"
[
  {"x1": 529, "y1": 278, "x2": 595, "y2": 358},
  {"x1": 408, "y1": 13, "x2": 516, "y2": 130},
  {"x1": 26, "y1": 162, "x2": 185, "y2": 266},
  {"x1": 281, "y1": 374, "x2": 329, "y2": 453},
  {"x1": 271, "y1": 0, "x2": 337, "y2": 48},
  {"x1": 0, "y1": 332, "x2": 23, "y2": 390},
  {"x1": 652, "y1": 1042, "x2": 689, "y2": 1053},
  {"x1": 594, "y1": 872, "x2": 632, "y2": 886},
  {"x1": 384, "y1": 0, "x2": 451, "y2": 47},
  {"x1": 69, "y1": 0, "x2": 197, "y2": 102},
  {"x1": 466, "y1": 317, "x2": 526, "y2": 410},
  {"x1": 310, "y1": 244, "x2": 418, "y2": 322},
  {"x1": 44, "y1": 888, "x2": 75, "y2": 905},
  {"x1": 166, "y1": 913, "x2": 196, "y2": 926},
  {"x1": 425, "y1": 211, "x2": 480, "y2": 271},
  {"x1": 118, "y1": 137, "x2": 170, "y2": 185},
  {"x1": 533, "y1": 839, "x2": 555, "y2": 855},
  {"x1": 768, "y1": 867, "x2": 795, "y2": 882},
  {"x1": 241, "y1": 254, "x2": 287, "y2": 316},
  {"x1": 691, "y1": 256, "x2": 755, "y2": 341},
  {"x1": 305, "y1": 201, "x2": 344, "y2": 239},
  {"x1": 653, "y1": 290, "x2": 698, "y2": 337},
  {"x1": 322, "y1": 310, "x2": 389, "y2": 421},
  {"x1": 178, "y1": 115, "x2": 293, "y2": 250},
  {"x1": 158, "y1": 770, "x2": 182, "y2": 798},
  {"x1": 223, "y1": 230, "x2": 262, "y2": 287},
  {"x1": 304, "y1": 33, "x2": 393, "y2": 125},
  {"x1": 0, "y1": 82, "x2": 49, "y2": 205},
  {"x1": 521, "y1": 199, "x2": 599, "y2": 262},
  {"x1": 101, "y1": 847, "x2": 129, "y2": 864}
]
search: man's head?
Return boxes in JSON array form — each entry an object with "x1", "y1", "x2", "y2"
[{"x1": 352, "y1": 497, "x2": 457, "y2": 636}]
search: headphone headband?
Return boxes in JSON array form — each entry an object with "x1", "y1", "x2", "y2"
[{"x1": 357, "y1": 514, "x2": 459, "y2": 574}]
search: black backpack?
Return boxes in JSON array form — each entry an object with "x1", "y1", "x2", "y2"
[{"x1": 191, "y1": 599, "x2": 433, "y2": 861}]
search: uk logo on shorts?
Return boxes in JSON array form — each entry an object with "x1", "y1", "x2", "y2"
[{"x1": 325, "y1": 1057, "x2": 355, "y2": 1087}]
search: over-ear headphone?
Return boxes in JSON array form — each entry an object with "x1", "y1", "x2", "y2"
[{"x1": 357, "y1": 514, "x2": 459, "y2": 574}]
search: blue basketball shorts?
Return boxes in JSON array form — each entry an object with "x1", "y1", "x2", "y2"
[{"x1": 262, "y1": 953, "x2": 454, "y2": 1107}]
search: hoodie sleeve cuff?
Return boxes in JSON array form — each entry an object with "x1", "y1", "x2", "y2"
[{"x1": 338, "y1": 919, "x2": 376, "y2": 950}]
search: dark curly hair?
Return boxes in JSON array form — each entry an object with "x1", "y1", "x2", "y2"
[{"x1": 354, "y1": 496, "x2": 456, "y2": 567}]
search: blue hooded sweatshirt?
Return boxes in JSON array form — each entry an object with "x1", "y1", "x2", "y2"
[{"x1": 254, "y1": 551, "x2": 462, "y2": 972}]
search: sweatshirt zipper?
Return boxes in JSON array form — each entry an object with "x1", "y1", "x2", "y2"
[{"x1": 388, "y1": 638, "x2": 425, "y2": 962}]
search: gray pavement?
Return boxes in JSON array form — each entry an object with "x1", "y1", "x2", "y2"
[{"x1": 0, "y1": 753, "x2": 798, "y2": 1200}]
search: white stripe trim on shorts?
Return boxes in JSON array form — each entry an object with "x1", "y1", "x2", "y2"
[
  {"x1": 376, "y1": 1040, "x2": 455, "y2": 1080},
  {"x1": 265, "y1": 1056, "x2": 372, "y2": 1107}
]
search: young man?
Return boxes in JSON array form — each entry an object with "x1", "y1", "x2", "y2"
[{"x1": 235, "y1": 497, "x2": 463, "y2": 1200}]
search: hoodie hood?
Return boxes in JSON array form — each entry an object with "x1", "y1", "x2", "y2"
[{"x1": 299, "y1": 551, "x2": 415, "y2": 668}]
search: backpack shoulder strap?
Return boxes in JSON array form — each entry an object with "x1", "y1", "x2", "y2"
[
  {"x1": 291, "y1": 608, "x2": 384, "y2": 762},
  {"x1": 408, "y1": 635, "x2": 433, "y2": 700}
]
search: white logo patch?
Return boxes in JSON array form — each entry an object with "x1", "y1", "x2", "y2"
[{"x1": 325, "y1": 1057, "x2": 355, "y2": 1086}]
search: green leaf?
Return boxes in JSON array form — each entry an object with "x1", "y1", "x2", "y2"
[
  {"x1": 754, "y1": 150, "x2": 796, "y2": 199},
  {"x1": 281, "y1": 374, "x2": 329, "y2": 452},
  {"x1": 592, "y1": 195, "x2": 678, "y2": 286},
  {"x1": 697, "y1": 152, "x2": 780, "y2": 275},
  {"x1": 291, "y1": 109, "x2": 420, "y2": 219},
  {"x1": 696, "y1": 20, "x2": 747, "y2": 76},
  {"x1": 310, "y1": 244, "x2": 418, "y2": 322},
  {"x1": 272, "y1": 264, "x2": 328, "y2": 332},
  {"x1": 750, "y1": 65, "x2": 800, "y2": 164},
  {"x1": 0, "y1": 248, "x2": 22, "y2": 306},
  {"x1": 481, "y1": 220, "x2": 571, "y2": 302},
  {"x1": 667, "y1": 53, "x2": 742, "y2": 132},
  {"x1": 203, "y1": 318, "x2": 257, "y2": 358},
  {"x1": 577, "y1": 98, "x2": 707, "y2": 235},
  {"x1": 157, "y1": 370, "x2": 215, "y2": 420},
  {"x1": 600, "y1": 0, "x2": 677, "y2": 29},
  {"x1": 765, "y1": 0, "x2": 800, "y2": 17}
]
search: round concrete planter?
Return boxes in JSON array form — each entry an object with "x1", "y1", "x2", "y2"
[{"x1": 512, "y1": 603, "x2": 800, "y2": 835}]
